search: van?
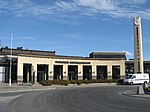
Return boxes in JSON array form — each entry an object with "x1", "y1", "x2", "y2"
[{"x1": 123, "y1": 73, "x2": 149, "y2": 85}]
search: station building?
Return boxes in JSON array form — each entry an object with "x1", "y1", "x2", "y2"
[{"x1": 0, "y1": 47, "x2": 149, "y2": 84}]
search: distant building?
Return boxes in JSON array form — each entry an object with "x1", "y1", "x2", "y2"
[
  {"x1": 125, "y1": 60, "x2": 150, "y2": 75},
  {"x1": 89, "y1": 52, "x2": 126, "y2": 59},
  {"x1": 0, "y1": 47, "x2": 127, "y2": 83},
  {"x1": 0, "y1": 47, "x2": 149, "y2": 84}
]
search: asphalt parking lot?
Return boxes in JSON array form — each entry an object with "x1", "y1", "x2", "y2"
[{"x1": 0, "y1": 84, "x2": 149, "y2": 112}]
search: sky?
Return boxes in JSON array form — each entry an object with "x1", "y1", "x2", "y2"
[{"x1": 0, "y1": 0, "x2": 150, "y2": 59}]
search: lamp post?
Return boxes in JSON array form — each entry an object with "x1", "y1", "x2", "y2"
[{"x1": 9, "y1": 33, "x2": 13, "y2": 86}]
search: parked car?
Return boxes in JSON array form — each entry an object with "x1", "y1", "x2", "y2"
[{"x1": 123, "y1": 73, "x2": 149, "y2": 85}]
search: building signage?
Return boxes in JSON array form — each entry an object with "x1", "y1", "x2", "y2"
[{"x1": 55, "y1": 61, "x2": 90, "y2": 64}]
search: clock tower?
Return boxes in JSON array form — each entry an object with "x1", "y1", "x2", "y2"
[{"x1": 133, "y1": 16, "x2": 144, "y2": 74}]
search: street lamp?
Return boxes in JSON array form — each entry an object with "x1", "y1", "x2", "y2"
[{"x1": 9, "y1": 33, "x2": 13, "y2": 86}]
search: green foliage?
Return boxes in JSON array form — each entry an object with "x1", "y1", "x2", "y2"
[
  {"x1": 82, "y1": 80, "x2": 89, "y2": 84},
  {"x1": 52, "y1": 80, "x2": 61, "y2": 85},
  {"x1": 70, "y1": 80, "x2": 77, "y2": 84},
  {"x1": 116, "y1": 79, "x2": 124, "y2": 85},
  {"x1": 60, "y1": 80, "x2": 71, "y2": 86},
  {"x1": 144, "y1": 87, "x2": 150, "y2": 94},
  {"x1": 76, "y1": 80, "x2": 83, "y2": 85},
  {"x1": 39, "y1": 80, "x2": 53, "y2": 86},
  {"x1": 144, "y1": 87, "x2": 150, "y2": 91},
  {"x1": 52, "y1": 80, "x2": 71, "y2": 86},
  {"x1": 39, "y1": 79, "x2": 120, "y2": 86}
]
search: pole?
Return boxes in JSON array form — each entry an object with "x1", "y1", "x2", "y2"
[{"x1": 9, "y1": 33, "x2": 13, "y2": 86}]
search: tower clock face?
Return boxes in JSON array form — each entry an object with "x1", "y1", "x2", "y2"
[{"x1": 134, "y1": 17, "x2": 141, "y2": 25}]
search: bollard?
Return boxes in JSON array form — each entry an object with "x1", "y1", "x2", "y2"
[
  {"x1": 137, "y1": 85, "x2": 145, "y2": 95},
  {"x1": 143, "y1": 82, "x2": 148, "y2": 88}
]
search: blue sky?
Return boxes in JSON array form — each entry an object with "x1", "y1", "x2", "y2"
[{"x1": 0, "y1": 0, "x2": 150, "y2": 59}]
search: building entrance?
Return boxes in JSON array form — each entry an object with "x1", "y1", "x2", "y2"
[
  {"x1": 54, "y1": 65, "x2": 63, "y2": 80},
  {"x1": 83, "y1": 66, "x2": 92, "y2": 80},
  {"x1": 23, "y1": 64, "x2": 32, "y2": 83},
  {"x1": 97, "y1": 66, "x2": 107, "y2": 79},
  {"x1": 4, "y1": 58, "x2": 17, "y2": 83},
  {"x1": 37, "y1": 71, "x2": 45, "y2": 82},
  {"x1": 112, "y1": 66, "x2": 120, "y2": 79},
  {"x1": 0, "y1": 67, "x2": 5, "y2": 83},
  {"x1": 68, "y1": 65, "x2": 78, "y2": 80},
  {"x1": 37, "y1": 64, "x2": 48, "y2": 82}
]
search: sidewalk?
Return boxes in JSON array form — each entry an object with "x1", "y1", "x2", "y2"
[
  {"x1": 0, "y1": 83, "x2": 117, "y2": 93},
  {"x1": 0, "y1": 83, "x2": 56, "y2": 93},
  {"x1": 124, "y1": 87, "x2": 150, "y2": 99}
]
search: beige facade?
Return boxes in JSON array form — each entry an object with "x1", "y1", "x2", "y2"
[{"x1": 17, "y1": 55, "x2": 125, "y2": 83}]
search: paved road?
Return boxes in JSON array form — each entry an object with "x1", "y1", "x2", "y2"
[{"x1": 6, "y1": 86, "x2": 150, "y2": 112}]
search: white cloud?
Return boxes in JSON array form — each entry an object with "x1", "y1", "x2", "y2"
[
  {"x1": 0, "y1": 0, "x2": 55, "y2": 17},
  {"x1": 0, "y1": 0, "x2": 150, "y2": 21},
  {"x1": 121, "y1": 0, "x2": 147, "y2": 4},
  {"x1": 54, "y1": 0, "x2": 150, "y2": 21},
  {"x1": 126, "y1": 51, "x2": 133, "y2": 56},
  {"x1": 77, "y1": 0, "x2": 117, "y2": 11},
  {"x1": 55, "y1": 1, "x2": 77, "y2": 12},
  {"x1": 122, "y1": 51, "x2": 133, "y2": 57}
]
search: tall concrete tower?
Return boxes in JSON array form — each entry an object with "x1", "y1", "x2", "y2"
[{"x1": 133, "y1": 16, "x2": 144, "y2": 74}]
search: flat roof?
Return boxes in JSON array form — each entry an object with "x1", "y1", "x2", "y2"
[
  {"x1": 126, "y1": 60, "x2": 150, "y2": 64},
  {"x1": 17, "y1": 54, "x2": 125, "y2": 61},
  {"x1": 0, "y1": 47, "x2": 55, "y2": 56},
  {"x1": 0, "y1": 47, "x2": 126, "y2": 60},
  {"x1": 90, "y1": 52, "x2": 126, "y2": 55}
]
